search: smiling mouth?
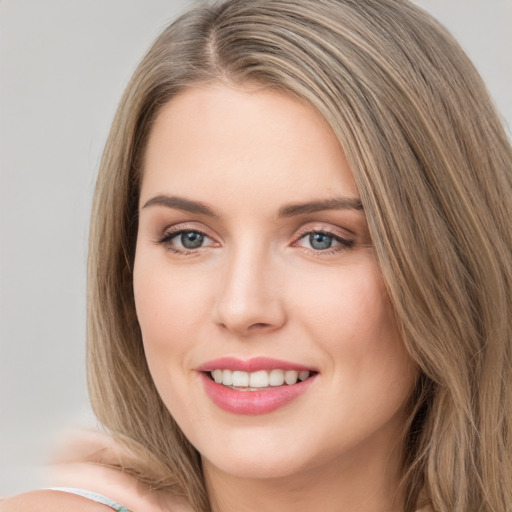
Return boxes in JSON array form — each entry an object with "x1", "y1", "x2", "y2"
[{"x1": 207, "y1": 369, "x2": 315, "y2": 390}]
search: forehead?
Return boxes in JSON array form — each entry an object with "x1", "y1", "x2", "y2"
[{"x1": 140, "y1": 83, "x2": 359, "y2": 209}]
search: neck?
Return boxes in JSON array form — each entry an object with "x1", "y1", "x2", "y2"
[{"x1": 202, "y1": 434, "x2": 406, "y2": 512}]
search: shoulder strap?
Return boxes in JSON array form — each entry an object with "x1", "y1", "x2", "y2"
[{"x1": 48, "y1": 487, "x2": 133, "y2": 512}]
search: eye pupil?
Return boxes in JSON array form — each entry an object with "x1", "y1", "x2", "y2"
[
  {"x1": 310, "y1": 233, "x2": 332, "y2": 250},
  {"x1": 181, "y1": 231, "x2": 204, "y2": 249}
]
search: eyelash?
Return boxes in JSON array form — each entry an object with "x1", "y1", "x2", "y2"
[
  {"x1": 155, "y1": 226, "x2": 216, "y2": 255},
  {"x1": 155, "y1": 226, "x2": 355, "y2": 256},
  {"x1": 293, "y1": 229, "x2": 354, "y2": 255}
]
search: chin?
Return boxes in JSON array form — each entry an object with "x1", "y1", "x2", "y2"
[
  {"x1": 197, "y1": 426, "x2": 333, "y2": 481},
  {"x1": 203, "y1": 451, "x2": 311, "y2": 481}
]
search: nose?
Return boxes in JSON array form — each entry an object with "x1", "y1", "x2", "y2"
[{"x1": 214, "y1": 245, "x2": 287, "y2": 336}]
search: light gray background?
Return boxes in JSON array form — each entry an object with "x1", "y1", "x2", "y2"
[{"x1": 1, "y1": 0, "x2": 511, "y2": 496}]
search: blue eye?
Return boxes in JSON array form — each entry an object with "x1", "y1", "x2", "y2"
[
  {"x1": 309, "y1": 232, "x2": 335, "y2": 250},
  {"x1": 179, "y1": 231, "x2": 205, "y2": 249},
  {"x1": 297, "y1": 230, "x2": 354, "y2": 252},
  {"x1": 157, "y1": 229, "x2": 214, "y2": 253}
]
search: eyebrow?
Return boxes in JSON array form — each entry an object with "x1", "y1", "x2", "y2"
[
  {"x1": 278, "y1": 197, "x2": 363, "y2": 217},
  {"x1": 142, "y1": 195, "x2": 219, "y2": 218},
  {"x1": 142, "y1": 194, "x2": 363, "y2": 218}
]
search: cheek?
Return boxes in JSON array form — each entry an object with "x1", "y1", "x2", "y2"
[
  {"x1": 133, "y1": 250, "x2": 209, "y2": 342},
  {"x1": 292, "y1": 260, "x2": 397, "y2": 346},
  {"x1": 133, "y1": 255, "x2": 198, "y2": 411},
  {"x1": 292, "y1": 260, "x2": 414, "y2": 397},
  {"x1": 133, "y1": 253, "x2": 194, "y2": 380}
]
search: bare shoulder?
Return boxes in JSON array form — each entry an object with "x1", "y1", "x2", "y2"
[
  {"x1": 41, "y1": 428, "x2": 194, "y2": 512},
  {"x1": 0, "y1": 490, "x2": 110, "y2": 511}
]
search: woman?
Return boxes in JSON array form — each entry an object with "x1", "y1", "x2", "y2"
[{"x1": 2, "y1": 0, "x2": 511, "y2": 511}]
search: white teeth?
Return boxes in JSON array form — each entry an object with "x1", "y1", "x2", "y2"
[
  {"x1": 210, "y1": 369, "x2": 312, "y2": 388},
  {"x1": 284, "y1": 370, "x2": 298, "y2": 385},
  {"x1": 269, "y1": 369, "x2": 285, "y2": 386},
  {"x1": 249, "y1": 370, "x2": 269, "y2": 388},
  {"x1": 299, "y1": 370, "x2": 310, "y2": 381},
  {"x1": 232, "y1": 370, "x2": 249, "y2": 387},
  {"x1": 222, "y1": 369, "x2": 233, "y2": 385}
]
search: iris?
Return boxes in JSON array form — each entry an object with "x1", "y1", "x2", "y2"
[
  {"x1": 181, "y1": 231, "x2": 204, "y2": 249},
  {"x1": 309, "y1": 232, "x2": 334, "y2": 250}
]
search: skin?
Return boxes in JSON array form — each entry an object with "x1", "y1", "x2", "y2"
[
  {"x1": 0, "y1": 430, "x2": 193, "y2": 512},
  {"x1": 134, "y1": 83, "x2": 417, "y2": 512}
]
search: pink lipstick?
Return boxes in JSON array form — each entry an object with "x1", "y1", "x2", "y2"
[{"x1": 198, "y1": 357, "x2": 317, "y2": 415}]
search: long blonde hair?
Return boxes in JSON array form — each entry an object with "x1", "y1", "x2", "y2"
[{"x1": 87, "y1": 1, "x2": 512, "y2": 511}]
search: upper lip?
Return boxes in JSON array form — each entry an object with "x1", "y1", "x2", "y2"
[{"x1": 197, "y1": 357, "x2": 317, "y2": 373}]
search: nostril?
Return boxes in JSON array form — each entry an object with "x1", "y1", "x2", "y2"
[{"x1": 248, "y1": 322, "x2": 271, "y2": 330}]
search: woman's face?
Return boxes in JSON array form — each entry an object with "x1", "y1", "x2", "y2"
[{"x1": 134, "y1": 84, "x2": 416, "y2": 481}]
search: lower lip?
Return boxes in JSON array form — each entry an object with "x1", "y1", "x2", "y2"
[{"x1": 200, "y1": 373, "x2": 316, "y2": 415}]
